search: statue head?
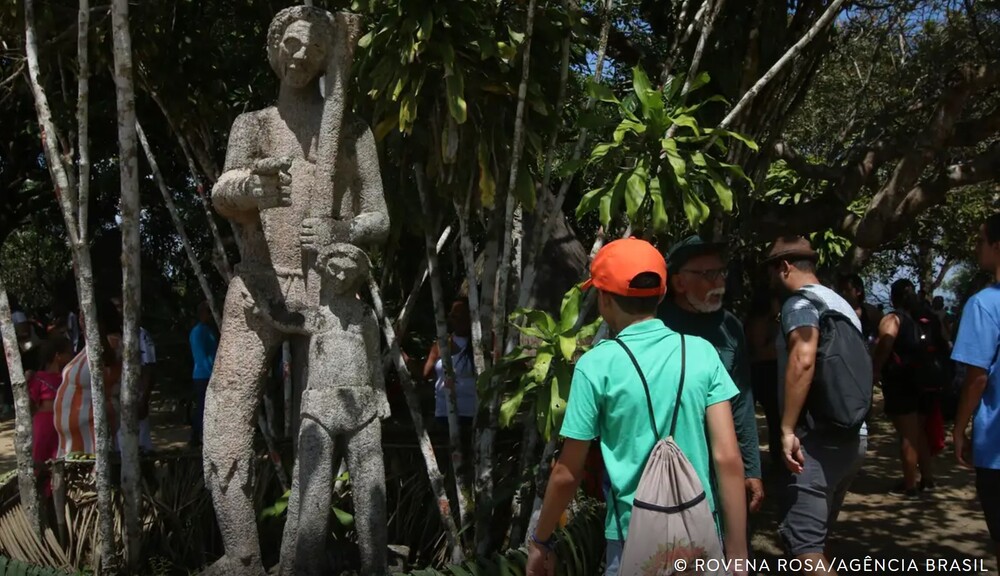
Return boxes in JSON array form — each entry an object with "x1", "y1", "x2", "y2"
[
  {"x1": 321, "y1": 243, "x2": 371, "y2": 296},
  {"x1": 267, "y1": 6, "x2": 335, "y2": 88}
]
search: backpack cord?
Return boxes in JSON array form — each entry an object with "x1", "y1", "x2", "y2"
[{"x1": 607, "y1": 334, "x2": 686, "y2": 543}]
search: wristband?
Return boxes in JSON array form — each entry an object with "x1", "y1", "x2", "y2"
[{"x1": 531, "y1": 533, "x2": 556, "y2": 552}]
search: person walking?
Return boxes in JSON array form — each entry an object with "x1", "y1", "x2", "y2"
[
  {"x1": 952, "y1": 212, "x2": 1000, "y2": 569},
  {"x1": 28, "y1": 337, "x2": 74, "y2": 493},
  {"x1": 872, "y1": 279, "x2": 944, "y2": 498},
  {"x1": 766, "y1": 236, "x2": 870, "y2": 576},
  {"x1": 422, "y1": 298, "x2": 478, "y2": 428},
  {"x1": 526, "y1": 238, "x2": 747, "y2": 576},
  {"x1": 746, "y1": 292, "x2": 782, "y2": 471},
  {"x1": 657, "y1": 236, "x2": 763, "y2": 515},
  {"x1": 189, "y1": 301, "x2": 219, "y2": 447}
]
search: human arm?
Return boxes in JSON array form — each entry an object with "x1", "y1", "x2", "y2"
[
  {"x1": 423, "y1": 341, "x2": 440, "y2": 381},
  {"x1": 707, "y1": 400, "x2": 749, "y2": 567},
  {"x1": 950, "y1": 297, "x2": 999, "y2": 468},
  {"x1": 731, "y1": 322, "x2": 763, "y2": 510},
  {"x1": 781, "y1": 326, "x2": 819, "y2": 474},
  {"x1": 871, "y1": 314, "x2": 900, "y2": 381},
  {"x1": 347, "y1": 125, "x2": 389, "y2": 247},
  {"x1": 954, "y1": 366, "x2": 987, "y2": 468},
  {"x1": 525, "y1": 438, "x2": 591, "y2": 576}
]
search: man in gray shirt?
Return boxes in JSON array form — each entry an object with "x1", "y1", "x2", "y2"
[{"x1": 764, "y1": 236, "x2": 868, "y2": 576}]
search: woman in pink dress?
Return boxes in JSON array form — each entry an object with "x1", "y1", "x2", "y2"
[{"x1": 28, "y1": 337, "x2": 73, "y2": 491}]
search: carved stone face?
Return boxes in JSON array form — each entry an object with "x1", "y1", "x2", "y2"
[{"x1": 278, "y1": 20, "x2": 328, "y2": 88}]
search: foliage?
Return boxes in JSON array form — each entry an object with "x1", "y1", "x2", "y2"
[
  {"x1": 480, "y1": 285, "x2": 601, "y2": 442},
  {"x1": 401, "y1": 499, "x2": 606, "y2": 576},
  {"x1": 575, "y1": 67, "x2": 756, "y2": 235}
]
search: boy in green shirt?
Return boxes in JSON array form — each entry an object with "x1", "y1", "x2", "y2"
[{"x1": 526, "y1": 238, "x2": 748, "y2": 576}]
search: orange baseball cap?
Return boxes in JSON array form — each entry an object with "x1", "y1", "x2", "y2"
[{"x1": 581, "y1": 238, "x2": 667, "y2": 297}]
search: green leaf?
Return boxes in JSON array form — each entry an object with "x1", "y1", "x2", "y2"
[
  {"x1": 669, "y1": 112, "x2": 701, "y2": 135},
  {"x1": 550, "y1": 361, "x2": 573, "y2": 432},
  {"x1": 497, "y1": 41, "x2": 517, "y2": 62},
  {"x1": 500, "y1": 383, "x2": 527, "y2": 428},
  {"x1": 613, "y1": 120, "x2": 646, "y2": 144},
  {"x1": 508, "y1": 26, "x2": 526, "y2": 44},
  {"x1": 558, "y1": 335, "x2": 577, "y2": 361},
  {"x1": 599, "y1": 192, "x2": 613, "y2": 228},
  {"x1": 416, "y1": 11, "x2": 433, "y2": 41},
  {"x1": 332, "y1": 507, "x2": 355, "y2": 527},
  {"x1": 589, "y1": 142, "x2": 618, "y2": 163},
  {"x1": 709, "y1": 128, "x2": 759, "y2": 151},
  {"x1": 685, "y1": 71, "x2": 711, "y2": 94},
  {"x1": 576, "y1": 317, "x2": 605, "y2": 343},
  {"x1": 624, "y1": 170, "x2": 647, "y2": 220},
  {"x1": 631, "y1": 66, "x2": 665, "y2": 122},
  {"x1": 682, "y1": 187, "x2": 711, "y2": 228},
  {"x1": 445, "y1": 71, "x2": 467, "y2": 124},
  {"x1": 575, "y1": 186, "x2": 606, "y2": 219},
  {"x1": 651, "y1": 186, "x2": 669, "y2": 233},
  {"x1": 398, "y1": 93, "x2": 417, "y2": 133},
  {"x1": 586, "y1": 81, "x2": 620, "y2": 104},
  {"x1": 513, "y1": 164, "x2": 536, "y2": 212},
  {"x1": 577, "y1": 111, "x2": 615, "y2": 131},
  {"x1": 677, "y1": 94, "x2": 728, "y2": 115},
  {"x1": 558, "y1": 286, "x2": 583, "y2": 333},
  {"x1": 260, "y1": 490, "x2": 290, "y2": 520},
  {"x1": 529, "y1": 350, "x2": 554, "y2": 384},
  {"x1": 478, "y1": 141, "x2": 496, "y2": 207},
  {"x1": 708, "y1": 178, "x2": 734, "y2": 212},
  {"x1": 439, "y1": 42, "x2": 456, "y2": 71},
  {"x1": 513, "y1": 308, "x2": 557, "y2": 338},
  {"x1": 358, "y1": 31, "x2": 374, "y2": 49}
]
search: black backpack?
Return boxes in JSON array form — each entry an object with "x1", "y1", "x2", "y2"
[
  {"x1": 891, "y1": 310, "x2": 952, "y2": 393},
  {"x1": 795, "y1": 290, "x2": 873, "y2": 435}
]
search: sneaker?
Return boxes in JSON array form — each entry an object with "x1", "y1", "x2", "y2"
[{"x1": 919, "y1": 479, "x2": 937, "y2": 493}]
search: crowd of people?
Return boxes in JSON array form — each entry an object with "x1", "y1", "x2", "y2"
[
  {"x1": 0, "y1": 297, "x2": 221, "y2": 493},
  {"x1": 526, "y1": 213, "x2": 1000, "y2": 576}
]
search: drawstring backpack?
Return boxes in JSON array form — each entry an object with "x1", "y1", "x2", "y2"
[{"x1": 611, "y1": 335, "x2": 727, "y2": 576}]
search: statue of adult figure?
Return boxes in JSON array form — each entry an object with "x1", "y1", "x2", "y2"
[{"x1": 204, "y1": 6, "x2": 388, "y2": 575}]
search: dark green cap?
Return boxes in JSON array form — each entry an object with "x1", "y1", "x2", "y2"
[{"x1": 665, "y1": 235, "x2": 727, "y2": 274}]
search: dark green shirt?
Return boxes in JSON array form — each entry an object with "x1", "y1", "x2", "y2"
[{"x1": 658, "y1": 299, "x2": 762, "y2": 478}]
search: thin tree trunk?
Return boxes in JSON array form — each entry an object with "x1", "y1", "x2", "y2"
[
  {"x1": 110, "y1": 0, "x2": 141, "y2": 569},
  {"x1": 145, "y1": 87, "x2": 234, "y2": 280},
  {"x1": 454, "y1": 185, "x2": 487, "y2": 377},
  {"x1": 0, "y1": 283, "x2": 41, "y2": 539},
  {"x1": 477, "y1": 0, "x2": 538, "y2": 556},
  {"x1": 24, "y1": 0, "x2": 115, "y2": 570},
  {"x1": 524, "y1": 437, "x2": 558, "y2": 545},
  {"x1": 135, "y1": 120, "x2": 220, "y2": 325},
  {"x1": 257, "y1": 412, "x2": 289, "y2": 492},
  {"x1": 519, "y1": 0, "x2": 612, "y2": 310},
  {"x1": 680, "y1": 0, "x2": 725, "y2": 95},
  {"x1": 507, "y1": 408, "x2": 540, "y2": 547},
  {"x1": 395, "y1": 225, "x2": 453, "y2": 339},
  {"x1": 76, "y1": 0, "x2": 90, "y2": 240},
  {"x1": 414, "y1": 163, "x2": 470, "y2": 544},
  {"x1": 661, "y1": 0, "x2": 709, "y2": 83},
  {"x1": 367, "y1": 277, "x2": 465, "y2": 564},
  {"x1": 716, "y1": 0, "x2": 849, "y2": 131}
]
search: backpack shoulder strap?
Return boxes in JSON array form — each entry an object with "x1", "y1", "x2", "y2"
[{"x1": 614, "y1": 338, "x2": 660, "y2": 439}]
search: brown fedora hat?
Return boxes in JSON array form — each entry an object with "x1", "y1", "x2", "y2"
[{"x1": 761, "y1": 236, "x2": 819, "y2": 265}]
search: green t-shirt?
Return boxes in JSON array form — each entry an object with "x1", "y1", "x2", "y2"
[{"x1": 560, "y1": 319, "x2": 738, "y2": 541}]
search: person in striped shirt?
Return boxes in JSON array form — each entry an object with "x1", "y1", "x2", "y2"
[{"x1": 54, "y1": 303, "x2": 122, "y2": 458}]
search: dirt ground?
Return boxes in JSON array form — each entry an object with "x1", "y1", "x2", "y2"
[{"x1": 0, "y1": 391, "x2": 996, "y2": 575}]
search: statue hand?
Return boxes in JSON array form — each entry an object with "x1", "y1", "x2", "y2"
[
  {"x1": 250, "y1": 157, "x2": 293, "y2": 209},
  {"x1": 301, "y1": 217, "x2": 350, "y2": 254},
  {"x1": 377, "y1": 391, "x2": 392, "y2": 420}
]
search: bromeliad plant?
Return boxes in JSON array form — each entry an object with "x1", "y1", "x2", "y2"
[
  {"x1": 573, "y1": 67, "x2": 758, "y2": 235},
  {"x1": 484, "y1": 285, "x2": 602, "y2": 441}
]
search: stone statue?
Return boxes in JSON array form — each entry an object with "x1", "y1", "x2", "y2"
[{"x1": 203, "y1": 6, "x2": 389, "y2": 575}]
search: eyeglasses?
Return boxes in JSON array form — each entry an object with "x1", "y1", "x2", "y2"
[{"x1": 679, "y1": 268, "x2": 728, "y2": 281}]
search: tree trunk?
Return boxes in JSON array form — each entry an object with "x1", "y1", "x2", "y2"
[
  {"x1": 111, "y1": 0, "x2": 142, "y2": 569},
  {"x1": 414, "y1": 163, "x2": 470, "y2": 545},
  {"x1": 76, "y1": 0, "x2": 90, "y2": 239},
  {"x1": 524, "y1": 437, "x2": 559, "y2": 545},
  {"x1": 475, "y1": 0, "x2": 538, "y2": 556},
  {"x1": 24, "y1": 0, "x2": 115, "y2": 569},
  {"x1": 367, "y1": 278, "x2": 465, "y2": 564},
  {"x1": 0, "y1": 282, "x2": 41, "y2": 539},
  {"x1": 135, "y1": 120, "x2": 221, "y2": 325},
  {"x1": 507, "y1": 408, "x2": 540, "y2": 547}
]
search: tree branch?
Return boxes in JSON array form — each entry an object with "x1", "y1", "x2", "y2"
[
  {"x1": 773, "y1": 141, "x2": 843, "y2": 181},
  {"x1": 948, "y1": 106, "x2": 1000, "y2": 148}
]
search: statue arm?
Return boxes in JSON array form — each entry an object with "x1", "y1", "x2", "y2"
[
  {"x1": 365, "y1": 312, "x2": 391, "y2": 419},
  {"x1": 212, "y1": 113, "x2": 262, "y2": 223},
  {"x1": 347, "y1": 126, "x2": 389, "y2": 247}
]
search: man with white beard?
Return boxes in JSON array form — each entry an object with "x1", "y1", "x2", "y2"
[{"x1": 658, "y1": 236, "x2": 764, "y2": 518}]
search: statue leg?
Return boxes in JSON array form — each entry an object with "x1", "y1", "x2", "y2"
[
  {"x1": 202, "y1": 276, "x2": 278, "y2": 576},
  {"x1": 347, "y1": 417, "x2": 388, "y2": 576},
  {"x1": 289, "y1": 416, "x2": 336, "y2": 575}
]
